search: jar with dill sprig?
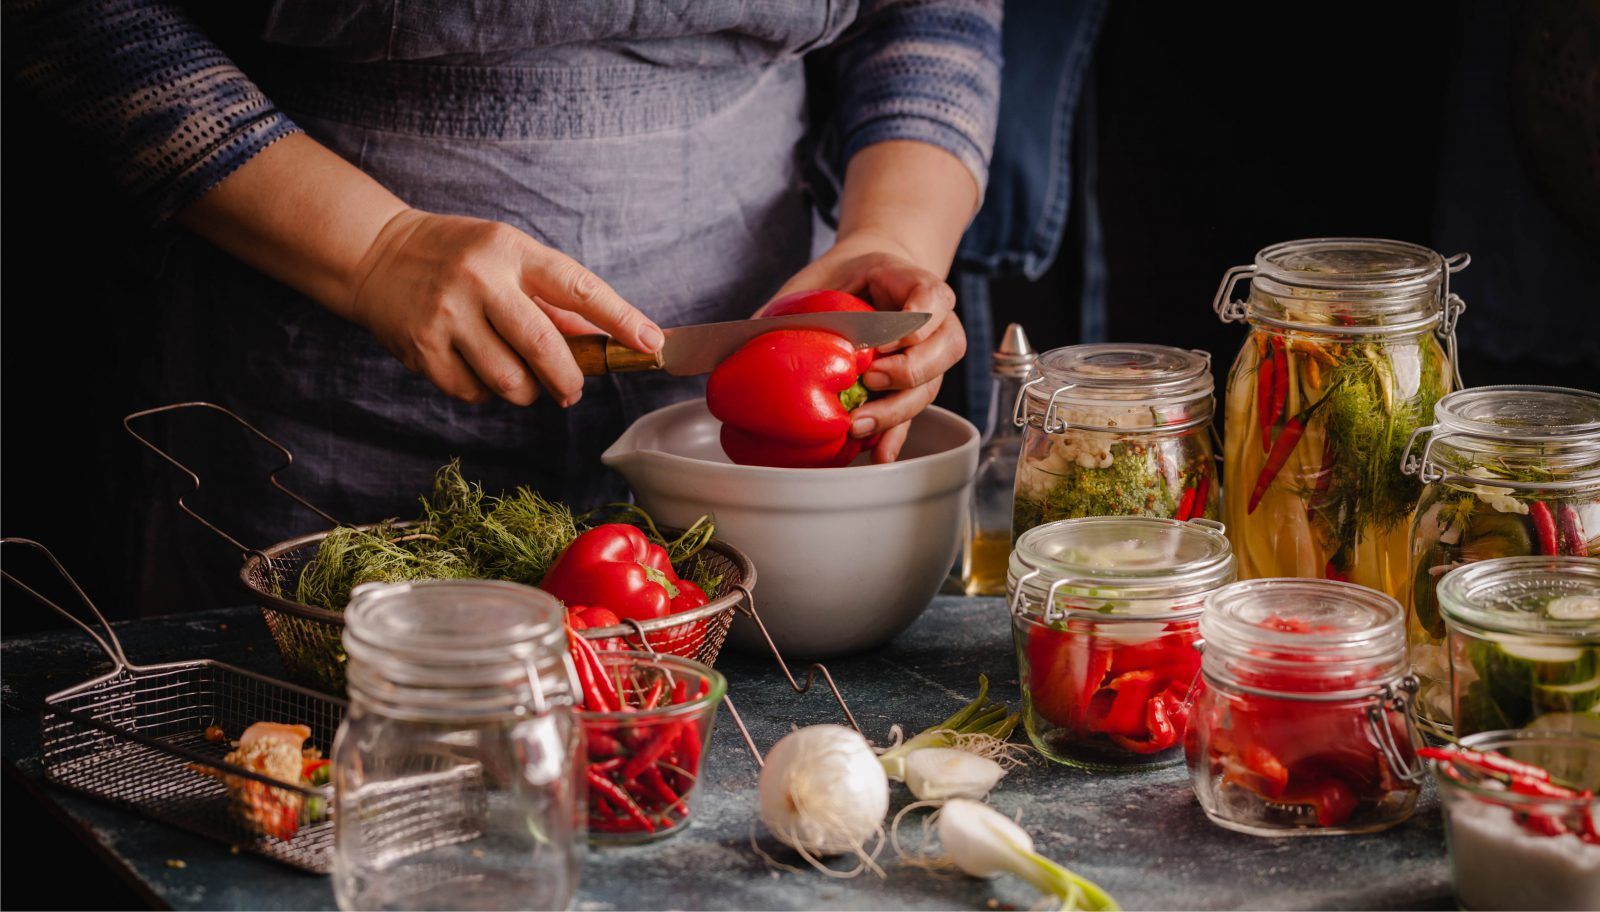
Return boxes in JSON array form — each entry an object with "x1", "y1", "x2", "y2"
[
  {"x1": 1399, "y1": 386, "x2": 1600, "y2": 736},
  {"x1": 1212, "y1": 238, "x2": 1469, "y2": 602},
  {"x1": 1010, "y1": 344, "x2": 1218, "y2": 541}
]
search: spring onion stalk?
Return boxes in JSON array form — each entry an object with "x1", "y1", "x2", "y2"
[
  {"x1": 877, "y1": 675, "x2": 1021, "y2": 781},
  {"x1": 936, "y1": 799, "x2": 1119, "y2": 912}
]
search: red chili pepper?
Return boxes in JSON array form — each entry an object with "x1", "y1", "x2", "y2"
[
  {"x1": 1247, "y1": 388, "x2": 1337, "y2": 514},
  {"x1": 640, "y1": 678, "x2": 666, "y2": 712},
  {"x1": 301, "y1": 758, "x2": 331, "y2": 778},
  {"x1": 586, "y1": 770, "x2": 655, "y2": 833},
  {"x1": 1175, "y1": 485, "x2": 1198, "y2": 522},
  {"x1": 542, "y1": 524, "x2": 680, "y2": 622},
  {"x1": 1518, "y1": 812, "x2": 1570, "y2": 837},
  {"x1": 1269, "y1": 336, "x2": 1289, "y2": 428},
  {"x1": 622, "y1": 724, "x2": 683, "y2": 781},
  {"x1": 1323, "y1": 560, "x2": 1348, "y2": 582},
  {"x1": 1418, "y1": 746, "x2": 1552, "y2": 782},
  {"x1": 708, "y1": 290, "x2": 880, "y2": 468},
  {"x1": 1556, "y1": 504, "x2": 1588, "y2": 556},
  {"x1": 1280, "y1": 775, "x2": 1358, "y2": 828},
  {"x1": 677, "y1": 718, "x2": 702, "y2": 775},
  {"x1": 1192, "y1": 471, "x2": 1210, "y2": 519},
  {"x1": 568, "y1": 625, "x2": 620, "y2": 711},
  {"x1": 1509, "y1": 776, "x2": 1591, "y2": 801},
  {"x1": 1530, "y1": 502, "x2": 1560, "y2": 556},
  {"x1": 1257, "y1": 341, "x2": 1277, "y2": 453}
]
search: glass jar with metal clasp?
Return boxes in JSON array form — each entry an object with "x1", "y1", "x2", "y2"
[
  {"x1": 1010, "y1": 344, "x2": 1219, "y2": 542},
  {"x1": 1212, "y1": 238, "x2": 1469, "y2": 600},
  {"x1": 1008, "y1": 515, "x2": 1234, "y2": 770},
  {"x1": 333, "y1": 580, "x2": 582, "y2": 911},
  {"x1": 1400, "y1": 385, "x2": 1600, "y2": 736},
  {"x1": 1185, "y1": 578, "x2": 1425, "y2": 836}
]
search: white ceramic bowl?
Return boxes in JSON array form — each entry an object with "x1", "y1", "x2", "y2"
[{"x1": 603, "y1": 400, "x2": 979, "y2": 657}]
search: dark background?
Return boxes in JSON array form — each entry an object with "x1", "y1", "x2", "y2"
[{"x1": 0, "y1": 4, "x2": 1593, "y2": 904}]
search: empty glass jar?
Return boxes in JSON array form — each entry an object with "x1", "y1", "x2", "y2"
[
  {"x1": 333, "y1": 580, "x2": 581, "y2": 911},
  {"x1": 1009, "y1": 515, "x2": 1233, "y2": 770},
  {"x1": 1437, "y1": 555, "x2": 1600, "y2": 739},
  {"x1": 1186, "y1": 578, "x2": 1424, "y2": 835},
  {"x1": 1403, "y1": 385, "x2": 1600, "y2": 735},
  {"x1": 1011, "y1": 343, "x2": 1218, "y2": 541}
]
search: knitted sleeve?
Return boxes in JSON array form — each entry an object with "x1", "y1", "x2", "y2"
[
  {"x1": 4, "y1": 0, "x2": 300, "y2": 225},
  {"x1": 828, "y1": 0, "x2": 1004, "y2": 195}
]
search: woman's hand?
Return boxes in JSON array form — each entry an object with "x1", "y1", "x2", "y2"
[
  {"x1": 769, "y1": 232, "x2": 967, "y2": 463},
  {"x1": 349, "y1": 210, "x2": 663, "y2": 407}
]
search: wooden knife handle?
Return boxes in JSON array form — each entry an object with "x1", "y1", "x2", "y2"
[{"x1": 568, "y1": 335, "x2": 664, "y2": 375}]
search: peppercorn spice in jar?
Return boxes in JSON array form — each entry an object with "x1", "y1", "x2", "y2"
[
  {"x1": 1011, "y1": 344, "x2": 1217, "y2": 541},
  {"x1": 1401, "y1": 386, "x2": 1600, "y2": 735},
  {"x1": 1212, "y1": 238, "x2": 1468, "y2": 600},
  {"x1": 1186, "y1": 578, "x2": 1425, "y2": 835}
]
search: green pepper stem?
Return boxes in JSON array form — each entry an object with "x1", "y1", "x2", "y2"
[{"x1": 839, "y1": 380, "x2": 869, "y2": 412}]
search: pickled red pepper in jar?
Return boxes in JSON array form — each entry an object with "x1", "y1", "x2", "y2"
[
  {"x1": 1401, "y1": 386, "x2": 1600, "y2": 734},
  {"x1": 1185, "y1": 579, "x2": 1424, "y2": 835},
  {"x1": 1212, "y1": 239, "x2": 1468, "y2": 601},
  {"x1": 1010, "y1": 516, "x2": 1234, "y2": 770}
]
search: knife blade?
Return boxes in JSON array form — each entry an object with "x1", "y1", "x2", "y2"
[{"x1": 568, "y1": 310, "x2": 931, "y2": 377}]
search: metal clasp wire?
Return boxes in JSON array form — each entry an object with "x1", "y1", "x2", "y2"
[
  {"x1": 1440, "y1": 253, "x2": 1471, "y2": 389},
  {"x1": 1366, "y1": 674, "x2": 1427, "y2": 784},
  {"x1": 1399, "y1": 424, "x2": 1442, "y2": 483},
  {"x1": 1041, "y1": 384, "x2": 1078, "y2": 434},
  {"x1": 1212, "y1": 264, "x2": 1255, "y2": 323},
  {"x1": 1012, "y1": 376, "x2": 1045, "y2": 428}
]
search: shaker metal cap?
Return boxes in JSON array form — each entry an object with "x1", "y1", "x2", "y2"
[{"x1": 994, "y1": 322, "x2": 1037, "y2": 376}]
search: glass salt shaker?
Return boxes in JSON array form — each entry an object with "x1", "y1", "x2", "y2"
[
  {"x1": 334, "y1": 580, "x2": 582, "y2": 911},
  {"x1": 961, "y1": 322, "x2": 1036, "y2": 595}
]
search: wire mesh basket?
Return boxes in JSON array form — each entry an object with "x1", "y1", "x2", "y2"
[
  {"x1": 4, "y1": 538, "x2": 344, "y2": 873},
  {"x1": 127, "y1": 402, "x2": 757, "y2": 696}
]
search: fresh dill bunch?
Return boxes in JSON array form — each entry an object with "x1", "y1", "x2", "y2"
[
  {"x1": 294, "y1": 523, "x2": 479, "y2": 610},
  {"x1": 1318, "y1": 340, "x2": 1444, "y2": 535},
  {"x1": 474, "y1": 487, "x2": 582, "y2": 585},
  {"x1": 420, "y1": 459, "x2": 489, "y2": 550}
]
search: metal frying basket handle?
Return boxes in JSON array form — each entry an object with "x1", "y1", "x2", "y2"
[
  {"x1": 124, "y1": 401, "x2": 343, "y2": 555},
  {"x1": 0, "y1": 538, "x2": 131, "y2": 670},
  {"x1": 710, "y1": 583, "x2": 862, "y2": 768}
]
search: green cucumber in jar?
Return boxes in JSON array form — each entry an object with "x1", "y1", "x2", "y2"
[{"x1": 1410, "y1": 543, "x2": 1450, "y2": 640}]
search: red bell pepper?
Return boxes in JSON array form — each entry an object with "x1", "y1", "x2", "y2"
[
  {"x1": 540, "y1": 524, "x2": 680, "y2": 622},
  {"x1": 709, "y1": 290, "x2": 881, "y2": 468},
  {"x1": 1023, "y1": 622, "x2": 1200, "y2": 756}
]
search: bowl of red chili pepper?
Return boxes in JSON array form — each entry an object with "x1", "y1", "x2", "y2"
[
  {"x1": 1009, "y1": 516, "x2": 1233, "y2": 770},
  {"x1": 575, "y1": 648, "x2": 725, "y2": 843}
]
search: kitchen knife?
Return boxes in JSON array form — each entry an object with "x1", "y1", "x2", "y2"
[{"x1": 568, "y1": 310, "x2": 931, "y2": 377}]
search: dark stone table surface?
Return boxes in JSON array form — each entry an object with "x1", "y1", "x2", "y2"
[{"x1": 1, "y1": 597, "x2": 1454, "y2": 910}]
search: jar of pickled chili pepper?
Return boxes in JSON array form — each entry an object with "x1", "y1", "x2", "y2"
[
  {"x1": 1011, "y1": 344, "x2": 1218, "y2": 541},
  {"x1": 1212, "y1": 238, "x2": 1469, "y2": 599},
  {"x1": 1186, "y1": 578, "x2": 1425, "y2": 835},
  {"x1": 1009, "y1": 515, "x2": 1234, "y2": 770},
  {"x1": 1437, "y1": 556, "x2": 1600, "y2": 740},
  {"x1": 1401, "y1": 386, "x2": 1600, "y2": 735}
]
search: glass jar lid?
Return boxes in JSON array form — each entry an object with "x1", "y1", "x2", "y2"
[
  {"x1": 1015, "y1": 343, "x2": 1214, "y2": 432},
  {"x1": 1437, "y1": 556, "x2": 1600, "y2": 638},
  {"x1": 1411, "y1": 386, "x2": 1600, "y2": 488},
  {"x1": 1008, "y1": 516, "x2": 1235, "y2": 617},
  {"x1": 1200, "y1": 579, "x2": 1408, "y2": 693},
  {"x1": 344, "y1": 579, "x2": 572, "y2": 718},
  {"x1": 1215, "y1": 238, "x2": 1467, "y2": 336}
]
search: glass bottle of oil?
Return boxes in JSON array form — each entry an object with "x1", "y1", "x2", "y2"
[{"x1": 961, "y1": 323, "x2": 1035, "y2": 596}]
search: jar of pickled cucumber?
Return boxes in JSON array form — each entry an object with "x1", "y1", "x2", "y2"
[
  {"x1": 1437, "y1": 555, "x2": 1600, "y2": 739},
  {"x1": 1401, "y1": 386, "x2": 1600, "y2": 734},
  {"x1": 1011, "y1": 344, "x2": 1217, "y2": 541},
  {"x1": 1212, "y1": 238, "x2": 1468, "y2": 599}
]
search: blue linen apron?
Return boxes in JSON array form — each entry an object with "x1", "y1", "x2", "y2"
[{"x1": 143, "y1": 2, "x2": 855, "y2": 605}]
